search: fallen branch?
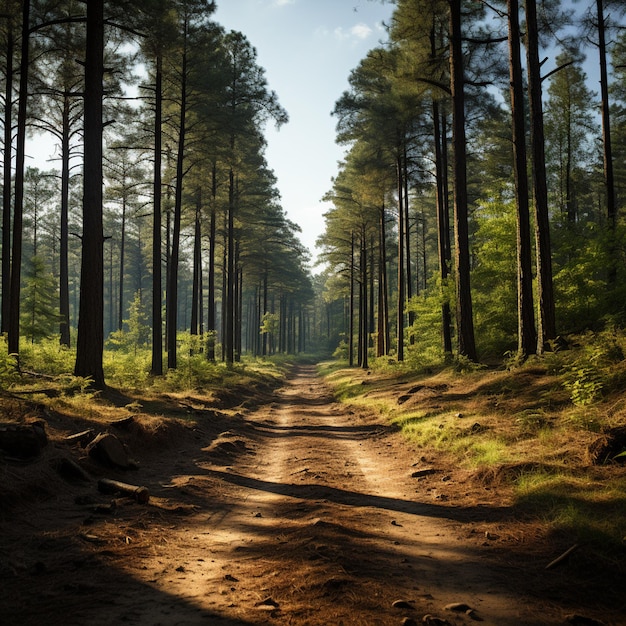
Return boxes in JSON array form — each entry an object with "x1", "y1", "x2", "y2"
[
  {"x1": 97, "y1": 478, "x2": 149, "y2": 504},
  {"x1": 545, "y1": 543, "x2": 580, "y2": 570}
]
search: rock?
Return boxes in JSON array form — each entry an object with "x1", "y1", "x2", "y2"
[
  {"x1": 87, "y1": 433, "x2": 134, "y2": 469},
  {"x1": 422, "y1": 615, "x2": 451, "y2": 625},
  {"x1": 444, "y1": 602, "x2": 473, "y2": 612},
  {"x1": 466, "y1": 608, "x2": 483, "y2": 621},
  {"x1": 255, "y1": 597, "x2": 279, "y2": 608},
  {"x1": 392, "y1": 600, "x2": 414, "y2": 609},
  {"x1": 65, "y1": 429, "x2": 96, "y2": 446},
  {"x1": 411, "y1": 468, "x2": 438, "y2": 478},
  {"x1": 468, "y1": 423, "x2": 487, "y2": 434},
  {"x1": 0, "y1": 420, "x2": 47, "y2": 459}
]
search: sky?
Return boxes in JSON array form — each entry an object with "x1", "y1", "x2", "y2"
[{"x1": 212, "y1": 0, "x2": 394, "y2": 267}]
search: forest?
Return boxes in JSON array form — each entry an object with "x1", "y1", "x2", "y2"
[
  {"x1": 2, "y1": 2, "x2": 626, "y2": 623},
  {"x1": 1, "y1": 0, "x2": 626, "y2": 387}
]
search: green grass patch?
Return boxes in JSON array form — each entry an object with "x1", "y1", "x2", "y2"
[{"x1": 515, "y1": 472, "x2": 626, "y2": 551}]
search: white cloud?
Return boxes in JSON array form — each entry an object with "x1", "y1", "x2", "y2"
[
  {"x1": 329, "y1": 22, "x2": 373, "y2": 42},
  {"x1": 350, "y1": 23, "x2": 373, "y2": 40},
  {"x1": 271, "y1": 0, "x2": 296, "y2": 6}
]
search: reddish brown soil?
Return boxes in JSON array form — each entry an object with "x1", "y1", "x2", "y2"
[{"x1": 0, "y1": 365, "x2": 623, "y2": 625}]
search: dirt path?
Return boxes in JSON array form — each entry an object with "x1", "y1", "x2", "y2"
[{"x1": 1, "y1": 365, "x2": 619, "y2": 625}]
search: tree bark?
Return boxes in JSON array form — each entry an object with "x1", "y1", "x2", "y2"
[
  {"x1": 449, "y1": 0, "x2": 477, "y2": 361},
  {"x1": 349, "y1": 231, "x2": 355, "y2": 366},
  {"x1": 206, "y1": 161, "x2": 217, "y2": 362},
  {"x1": 166, "y1": 18, "x2": 188, "y2": 370},
  {"x1": 396, "y1": 152, "x2": 405, "y2": 362},
  {"x1": 151, "y1": 51, "x2": 163, "y2": 375},
  {"x1": 596, "y1": 0, "x2": 617, "y2": 284},
  {"x1": 117, "y1": 194, "x2": 127, "y2": 332},
  {"x1": 225, "y1": 167, "x2": 235, "y2": 363},
  {"x1": 8, "y1": 0, "x2": 30, "y2": 358},
  {"x1": 508, "y1": 0, "x2": 536, "y2": 357},
  {"x1": 524, "y1": 0, "x2": 556, "y2": 353},
  {"x1": 433, "y1": 100, "x2": 453, "y2": 355},
  {"x1": 59, "y1": 91, "x2": 71, "y2": 347},
  {"x1": 191, "y1": 189, "x2": 201, "y2": 339},
  {"x1": 74, "y1": 0, "x2": 105, "y2": 388},
  {"x1": 377, "y1": 204, "x2": 389, "y2": 357},
  {"x1": 1, "y1": 12, "x2": 13, "y2": 335}
]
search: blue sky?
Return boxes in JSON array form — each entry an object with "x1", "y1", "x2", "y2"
[{"x1": 213, "y1": 0, "x2": 394, "y2": 266}]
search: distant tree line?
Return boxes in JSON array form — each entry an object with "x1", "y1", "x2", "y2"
[
  {"x1": 317, "y1": 0, "x2": 626, "y2": 367},
  {"x1": 1, "y1": 0, "x2": 314, "y2": 388}
]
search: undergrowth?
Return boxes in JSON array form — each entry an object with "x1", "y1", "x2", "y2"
[{"x1": 320, "y1": 329, "x2": 626, "y2": 553}]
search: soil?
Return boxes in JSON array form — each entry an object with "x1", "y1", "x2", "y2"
[{"x1": 0, "y1": 365, "x2": 624, "y2": 626}]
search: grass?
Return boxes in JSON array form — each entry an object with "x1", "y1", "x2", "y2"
[{"x1": 320, "y1": 344, "x2": 626, "y2": 554}]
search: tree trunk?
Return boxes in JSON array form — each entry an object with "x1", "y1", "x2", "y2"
[
  {"x1": 151, "y1": 51, "x2": 163, "y2": 375},
  {"x1": 8, "y1": 0, "x2": 30, "y2": 359},
  {"x1": 360, "y1": 234, "x2": 368, "y2": 369},
  {"x1": 596, "y1": 0, "x2": 617, "y2": 284},
  {"x1": 449, "y1": 0, "x2": 477, "y2": 361},
  {"x1": 206, "y1": 162, "x2": 217, "y2": 361},
  {"x1": 74, "y1": 0, "x2": 105, "y2": 388},
  {"x1": 191, "y1": 190, "x2": 201, "y2": 339},
  {"x1": 59, "y1": 92, "x2": 71, "y2": 347},
  {"x1": 349, "y1": 231, "x2": 355, "y2": 366},
  {"x1": 117, "y1": 196, "x2": 127, "y2": 332},
  {"x1": 166, "y1": 20, "x2": 188, "y2": 370},
  {"x1": 396, "y1": 152, "x2": 405, "y2": 362},
  {"x1": 433, "y1": 100, "x2": 453, "y2": 355},
  {"x1": 377, "y1": 204, "x2": 389, "y2": 357},
  {"x1": 1, "y1": 13, "x2": 13, "y2": 335},
  {"x1": 403, "y1": 143, "x2": 414, "y2": 339},
  {"x1": 225, "y1": 168, "x2": 235, "y2": 363},
  {"x1": 524, "y1": 0, "x2": 556, "y2": 353},
  {"x1": 508, "y1": 0, "x2": 536, "y2": 358}
]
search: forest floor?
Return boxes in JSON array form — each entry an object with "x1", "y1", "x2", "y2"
[{"x1": 0, "y1": 364, "x2": 624, "y2": 625}]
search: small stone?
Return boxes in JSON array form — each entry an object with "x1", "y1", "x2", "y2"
[
  {"x1": 444, "y1": 602, "x2": 472, "y2": 612},
  {"x1": 422, "y1": 615, "x2": 451, "y2": 626},
  {"x1": 255, "y1": 597, "x2": 279, "y2": 608},
  {"x1": 411, "y1": 468, "x2": 437, "y2": 478},
  {"x1": 392, "y1": 600, "x2": 414, "y2": 609}
]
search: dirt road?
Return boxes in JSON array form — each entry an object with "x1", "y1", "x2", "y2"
[{"x1": 1, "y1": 365, "x2": 619, "y2": 625}]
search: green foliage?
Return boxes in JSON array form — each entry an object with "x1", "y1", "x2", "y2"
[
  {"x1": 19, "y1": 338, "x2": 75, "y2": 375},
  {"x1": 104, "y1": 348, "x2": 151, "y2": 390},
  {"x1": 405, "y1": 276, "x2": 450, "y2": 369},
  {"x1": 0, "y1": 337, "x2": 20, "y2": 388},
  {"x1": 471, "y1": 195, "x2": 518, "y2": 357},
  {"x1": 20, "y1": 256, "x2": 60, "y2": 344},
  {"x1": 332, "y1": 339, "x2": 349, "y2": 361},
  {"x1": 106, "y1": 292, "x2": 150, "y2": 354},
  {"x1": 260, "y1": 312, "x2": 279, "y2": 336},
  {"x1": 559, "y1": 328, "x2": 626, "y2": 407}
]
